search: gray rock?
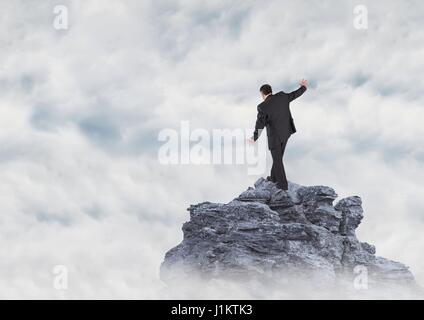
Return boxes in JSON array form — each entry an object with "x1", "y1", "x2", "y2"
[
  {"x1": 161, "y1": 179, "x2": 419, "y2": 294},
  {"x1": 335, "y1": 196, "x2": 363, "y2": 236}
]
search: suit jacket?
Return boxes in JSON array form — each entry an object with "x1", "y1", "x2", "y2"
[{"x1": 253, "y1": 86, "x2": 306, "y2": 149}]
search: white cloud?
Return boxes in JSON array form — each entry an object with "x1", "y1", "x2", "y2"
[{"x1": 0, "y1": 0, "x2": 423, "y2": 298}]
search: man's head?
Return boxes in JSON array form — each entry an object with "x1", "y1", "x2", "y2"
[{"x1": 259, "y1": 84, "x2": 272, "y2": 100}]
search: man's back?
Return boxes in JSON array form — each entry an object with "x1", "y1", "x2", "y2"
[{"x1": 258, "y1": 86, "x2": 306, "y2": 148}]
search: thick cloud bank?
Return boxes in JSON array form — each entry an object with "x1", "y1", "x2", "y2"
[{"x1": 0, "y1": 0, "x2": 423, "y2": 298}]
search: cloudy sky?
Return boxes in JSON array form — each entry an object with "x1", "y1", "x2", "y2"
[{"x1": 0, "y1": 0, "x2": 423, "y2": 298}]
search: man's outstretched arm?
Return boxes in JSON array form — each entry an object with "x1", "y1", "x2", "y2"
[
  {"x1": 288, "y1": 79, "x2": 308, "y2": 102},
  {"x1": 248, "y1": 106, "x2": 267, "y2": 144}
]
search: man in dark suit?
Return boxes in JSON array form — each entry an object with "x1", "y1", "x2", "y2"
[{"x1": 248, "y1": 79, "x2": 308, "y2": 190}]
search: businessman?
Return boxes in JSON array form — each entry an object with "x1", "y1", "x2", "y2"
[{"x1": 248, "y1": 79, "x2": 308, "y2": 190}]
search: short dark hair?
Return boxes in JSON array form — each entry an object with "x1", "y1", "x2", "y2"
[{"x1": 259, "y1": 84, "x2": 272, "y2": 95}]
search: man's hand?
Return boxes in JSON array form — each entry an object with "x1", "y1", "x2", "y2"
[
  {"x1": 299, "y1": 79, "x2": 308, "y2": 88},
  {"x1": 246, "y1": 137, "x2": 256, "y2": 145}
]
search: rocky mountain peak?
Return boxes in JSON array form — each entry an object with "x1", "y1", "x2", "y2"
[{"x1": 161, "y1": 178, "x2": 419, "y2": 297}]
